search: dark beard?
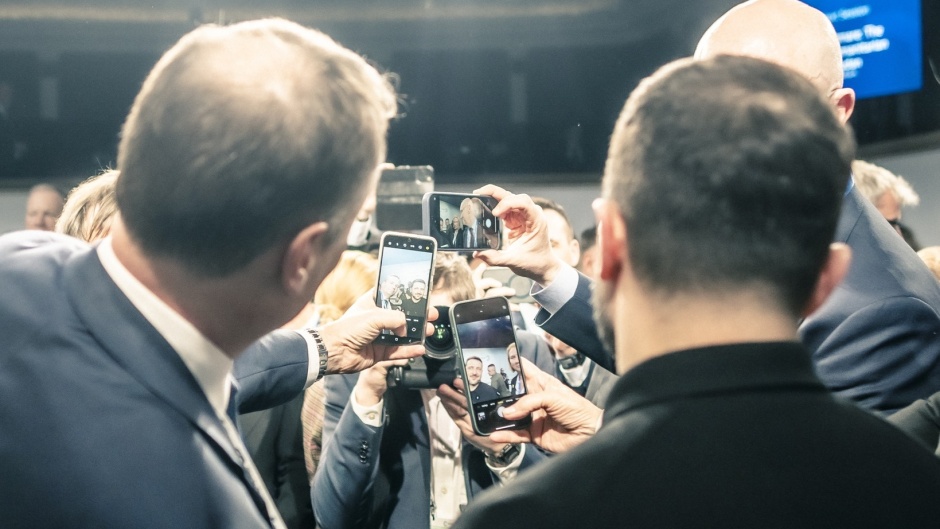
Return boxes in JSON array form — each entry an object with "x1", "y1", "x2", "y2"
[{"x1": 591, "y1": 279, "x2": 617, "y2": 368}]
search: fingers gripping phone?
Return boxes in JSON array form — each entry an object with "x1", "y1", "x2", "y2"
[
  {"x1": 450, "y1": 297, "x2": 531, "y2": 435},
  {"x1": 374, "y1": 232, "x2": 436, "y2": 345},
  {"x1": 422, "y1": 192, "x2": 501, "y2": 251}
]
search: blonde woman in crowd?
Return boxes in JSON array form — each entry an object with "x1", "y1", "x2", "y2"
[{"x1": 55, "y1": 170, "x2": 119, "y2": 242}]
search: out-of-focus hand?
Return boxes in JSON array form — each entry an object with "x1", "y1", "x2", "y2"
[
  {"x1": 437, "y1": 378, "x2": 506, "y2": 454},
  {"x1": 472, "y1": 185, "x2": 566, "y2": 286},
  {"x1": 472, "y1": 262, "x2": 517, "y2": 300},
  {"x1": 317, "y1": 292, "x2": 438, "y2": 375},
  {"x1": 354, "y1": 359, "x2": 408, "y2": 406},
  {"x1": 488, "y1": 358, "x2": 602, "y2": 454}
]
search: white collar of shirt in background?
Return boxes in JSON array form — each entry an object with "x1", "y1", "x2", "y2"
[
  {"x1": 98, "y1": 237, "x2": 287, "y2": 529},
  {"x1": 558, "y1": 357, "x2": 592, "y2": 388}
]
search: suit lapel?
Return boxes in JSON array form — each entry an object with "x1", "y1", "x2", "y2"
[
  {"x1": 61, "y1": 248, "x2": 245, "y2": 469},
  {"x1": 836, "y1": 187, "x2": 864, "y2": 244}
]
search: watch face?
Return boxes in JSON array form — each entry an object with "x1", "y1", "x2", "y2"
[
  {"x1": 558, "y1": 352, "x2": 585, "y2": 369},
  {"x1": 488, "y1": 443, "x2": 520, "y2": 465}
]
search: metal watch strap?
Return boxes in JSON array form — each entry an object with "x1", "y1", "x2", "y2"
[
  {"x1": 307, "y1": 329, "x2": 329, "y2": 382},
  {"x1": 485, "y1": 443, "x2": 520, "y2": 467}
]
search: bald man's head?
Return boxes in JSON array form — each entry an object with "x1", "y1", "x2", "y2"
[{"x1": 695, "y1": 0, "x2": 854, "y2": 123}]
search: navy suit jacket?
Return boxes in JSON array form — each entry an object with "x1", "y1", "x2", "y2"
[
  {"x1": 539, "y1": 187, "x2": 940, "y2": 414},
  {"x1": 800, "y1": 187, "x2": 940, "y2": 414},
  {"x1": 0, "y1": 232, "x2": 309, "y2": 528},
  {"x1": 312, "y1": 331, "x2": 555, "y2": 529}
]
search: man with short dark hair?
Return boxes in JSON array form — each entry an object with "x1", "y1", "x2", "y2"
[
  {"x1": 455, "y1": 55, "x2": 940, "y2": 529},
  {"x1": 465, "y1": 356, "x2": 500, "y2": 403},
  {"x1": 400, "y1": 278, "x2": 427, "y2": 316},
  {"x1": 0, "y1": 19, "x2": 425, "y2": 528}
]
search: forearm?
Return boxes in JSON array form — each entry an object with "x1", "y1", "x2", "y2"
[{"x1": 312, "y1": 403, "x2": 384, "y2": 529}]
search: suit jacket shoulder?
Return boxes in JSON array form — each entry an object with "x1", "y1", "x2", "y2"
[
  {"x1": 0, "y1": 233, "x2": 275, "y2": 528},
  {"x1": 801, "y1": 187, "x2": 940, "y2": 413}
]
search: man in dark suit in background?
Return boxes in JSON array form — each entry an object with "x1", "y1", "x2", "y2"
[
  {"x1": 458, "y1": 197, "x2": 488, "y2": 248},
  {"x1": 0, "y1": 19, "x2": 425, "y2": 529},
  {"x1": 455, "y1": 54, "x2": 940, "y2": 529},
  {"x1": 694, "y1": 0, "x2": 940, "y2": 415},
  {"x1": 478, "y1": 0, "x2": 940, "y2": 416}
]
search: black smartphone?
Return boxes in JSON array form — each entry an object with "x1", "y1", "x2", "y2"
[
  {"x1": 450, "y1": 297, "x2": 531, "y2": 435},
  {"x1": 375, "y1": 166, "x2": 434, "y2": 232},
  {"x1": 422, "y1": 192, "x2": 501, "y2": 251},
  {"x1": 481, "y1": 266, "x2": 535, "y2": 304},
  {"x1": 374, "y1": 232, "x2": 437, "y2": 345}
]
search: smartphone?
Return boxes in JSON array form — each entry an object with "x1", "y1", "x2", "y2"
[
  {"x1": 422, "y1": 192, "x2": 501, "y2": 251},
  {"x1": 375, "y1": 166, "x2": 434, "y2": 232},
  {"x1": 450, "y1": 297, "x2": 531, "y2": 435},
  {"x1": 374, "y1": 232, "x2": 437, "y2": 345},
  {"x1": 481, "y1": 266, "x2": 535, "y2": 304}
]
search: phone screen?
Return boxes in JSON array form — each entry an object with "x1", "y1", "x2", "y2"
[
  {"x1": 423, "y1": 193, "x2": 501, "y2": 251},
  {"x1": 451, "y1": 297, "x2": 530, "y2": 435},
  {"x1": 374, "y1": 233, "x2": 436, "y2": 345}
]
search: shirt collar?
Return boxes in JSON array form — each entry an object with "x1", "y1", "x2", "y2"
[
  {"x1": 97, "y1": 237, "x2": 233, "y2": 418},
  {"x1": 603, "y1": 341, "x2": 825, "y2": 424}
]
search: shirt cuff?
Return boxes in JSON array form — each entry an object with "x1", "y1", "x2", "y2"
[
  {"x1": 531, "y1": 264, "x2": 579, "y2": 316},
  {"x1": 350, "y1": 386, "x2": 385, "y2": 427},
  {"x1": 486, "y1": 444, "x2": 526, "y2": 484},
  {"x1": 296, "y1": 329, "x2": 321, "y2": 388}
]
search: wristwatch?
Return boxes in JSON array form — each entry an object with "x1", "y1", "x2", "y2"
[
  {"x1": 306, "y1": 328, "x2": 330, "y2": 382},
  {"x1": 557, "y1": 351, "x2": 586, "y2": 369},
  {"x1": 485, "y1": 443, "x2": 521, "y2": 467}
]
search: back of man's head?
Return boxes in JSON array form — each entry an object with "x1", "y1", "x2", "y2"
[
  {"x1": 116, "y1": 18, "x2": 396, "y2": 277},
  {"x1": 604, "y1": 55, "x2": 854, "y2": 316},
  {"x1": 695, "y1": 0, "x2": 854, "y2": 122}
]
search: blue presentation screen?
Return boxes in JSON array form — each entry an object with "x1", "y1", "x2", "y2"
[{"x1": 803, "y1": 0, "x2": 922, "y2": 99}]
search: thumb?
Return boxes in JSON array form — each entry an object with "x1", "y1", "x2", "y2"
[
  {"x1": 363, "y1": 307, "x2": 408, "y2": 333},
  {"x1": 501, "y1": 393, "x2": 547, "y2": 420},
  {"x1": 474, "y1": 249, "x2": 506, "y2": 267}
]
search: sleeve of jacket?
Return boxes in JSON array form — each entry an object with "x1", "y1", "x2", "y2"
[
  {"x1": 233, "y1": 330, "x2": 309, "y2": 414},
  {"x1": 888, "y1": 390, "x2": 940, "y2": 451},
  {"x1": 312, "y1": 372, "x2": 384, "y2": 529},
  {"x1": 804, "y1": 296, "x2": 940, "y2": 415},
  {"x1": 533, "y1": 272, "x2": 615, "y2": 372}
]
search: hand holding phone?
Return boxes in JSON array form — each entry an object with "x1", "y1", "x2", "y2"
[
  {"x1": 470, "y1": 185, "x2": 565, "y2": 287},
  {"x1": 374, "y1": 232, "x2": 436, "y2": 345},
  {"x1": 486, "y1": 356, "x2": 602, "y2": 454},
  {"x1": 450, "y1": 297, "x2": 531, "y2": 435}
]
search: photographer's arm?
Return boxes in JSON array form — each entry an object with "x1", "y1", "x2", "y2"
[
  {"x1": 311, "y1": 371, "x2": 386, "y2": 529},
  {"x1": 472, "y1": 185, "x2": 614, "y2": 371}
]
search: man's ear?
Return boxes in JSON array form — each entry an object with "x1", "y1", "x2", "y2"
[
  {"x1": 593, "y1": 199, "x2": 627, "y2": 282},
  {"x1": 831, "y1": 87, "x2": 856, "y2": 124},
  {"x1": 281, "y1": 221, "x2": 330, "y2": 296},
  {"x1": 569, "y1": 238, "x2": 582, "y2": 268},
  {"x1": 802, "y1": 243, "x2": 851, "y2": 318}
]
